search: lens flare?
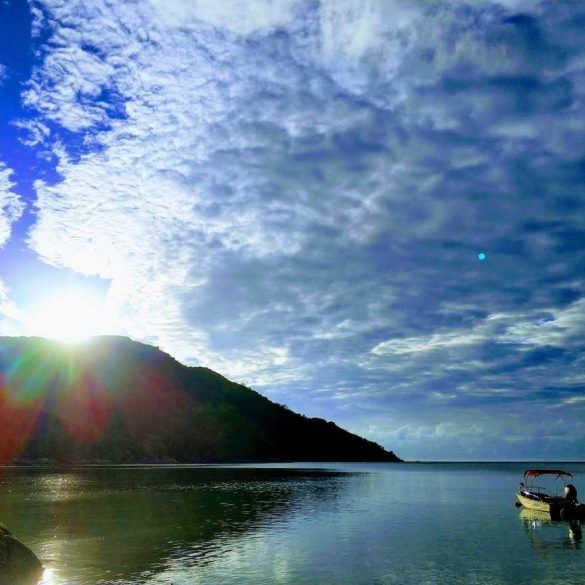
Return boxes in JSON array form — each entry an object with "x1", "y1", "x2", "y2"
[
  {"x1": 0, "y1": 337, "x2": 190, "y2": 464},
  {"x1": 27, "y1": 289, "x2": 116, "y2": 343}
]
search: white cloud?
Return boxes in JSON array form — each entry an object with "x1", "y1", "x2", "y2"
[
  {"x1": 499, "y1": 299, "x2": 585, "y2": 348},
  {"x1": 147, "y1": 0, "x2": 298, "y2": 34},
  {"x1": 29, "y1": 2, "x2": 46, "y2": 37},
  {"x1": 372, "y1": 330, "x2": 482, "y2": 356},
  {"x1": 370, "y1": 421, "x2": 485, "y2": 442},
  {"x1": 372, "y1": 298, "x2": 585, "y2": 358},
  {"x1": 11, "y1": 119, "x2": 51, "y2": 146},
  {"x1": 0, "y1": 280, "x2": 24, "y2": 336},
  {"x1": 559, "y1": 396, "x2": 585, "y2": 407},
  {"x1": 0, "y1": 164, "x2": 24, "y2": 248},
  {"x1": 319, "y1": 0, "x2": 419, "y2": 64}
]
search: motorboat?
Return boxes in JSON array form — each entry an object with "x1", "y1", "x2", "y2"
[{"x1": 516, "y1": 469, "x2": 585, "y2": 520}]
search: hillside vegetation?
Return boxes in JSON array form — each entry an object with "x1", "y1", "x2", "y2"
[{"x1": 0, "y1": 336, "x2": 401, "y2": 464}]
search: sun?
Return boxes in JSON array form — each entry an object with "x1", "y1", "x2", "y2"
[{"x1": 28, "y1": 289, "x2": 116, "y2": 343}]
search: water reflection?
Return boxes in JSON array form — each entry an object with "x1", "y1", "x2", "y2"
[
  {"x1": 0, "y1": 467, "x2": 350, "y2": 584},
  {"x1": 38, "y1": 569, "x2": 54, "y2": 585},
  {"x1": 3, "y1": 464, "x2": 585, "y2": 585},
  {"x1": 520, "y1": 508, "x2": 583, "y2": 550}
]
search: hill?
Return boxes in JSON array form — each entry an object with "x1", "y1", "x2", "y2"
[{"x1": 0, "y1": 336, "x2": 401, "y2": 464}]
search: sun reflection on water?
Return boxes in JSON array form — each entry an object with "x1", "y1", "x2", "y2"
[
  {"x1": 39, "y1": 568, "x2": 55, "y2": 584},
  {"x1": 40, "y1": 474, "x2": 85, "y2": 501}
]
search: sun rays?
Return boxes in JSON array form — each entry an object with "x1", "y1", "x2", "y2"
[{"x1": 26, "y1": 289, "x2": 117, "y2": 343}]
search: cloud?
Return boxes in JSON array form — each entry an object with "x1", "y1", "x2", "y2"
[
  {"x1": 359, "y1": 415, "x2": 585, "y2": 460},
  {"x1": 556, "y1": 396, "x2": 585, "y2": 408},
  {"x1": 11, "y1": 118, "x2": 51, "y2": 147},
  {"x1": 372, "y1": 330, "x2": 482, "y2": 356},
  {"x1": 29, "y1": 3, "x2": 46, "y2": 37},
  {"x1": 148, "y1": 0, "x2": 298, "y2": 34},
  {"x1": 15, "y1": 0, "x2": 585, "y2": 458},
  {"x1": 0, "y1": 164, "x2": 24, "y2": 248},
  {"x1": 0, "y1": 280, "x2": 24, "y2": 335},
  {"x1": 0, "y1": 163, "x2": 25, "y2": 336},
  {"x1": 500, "y1": 299, "x2": 585, "y2": 348},
  {"x1": 372, "y1": 299, "x2": 585, "y2": 357}
]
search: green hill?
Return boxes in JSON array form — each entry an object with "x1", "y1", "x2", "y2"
[{"x1": 0, "y1": 336, "x2": 401, "y2": 464}]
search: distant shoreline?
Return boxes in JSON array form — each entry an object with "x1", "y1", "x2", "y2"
[
  {"x1": 4, "y1": 460, "x2": 585, "y2": 468},
  {"x1": 1, "y1": 459, "x2": 406, "y2": 467}
]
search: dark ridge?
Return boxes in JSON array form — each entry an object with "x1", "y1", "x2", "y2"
[{"x1": 0, "y1": 336, "x2": 402, "y2": 464}]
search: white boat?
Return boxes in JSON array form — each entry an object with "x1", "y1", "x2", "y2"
[{"x1": 516, "y1": 469, "x2": 583, "y2": 520}]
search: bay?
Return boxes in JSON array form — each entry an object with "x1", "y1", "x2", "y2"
[{"x1": 1, "y1": 462, "x2": 584, "y2": 584}]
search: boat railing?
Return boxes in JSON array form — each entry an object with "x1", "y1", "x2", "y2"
[{"x1": 524, "y1": 485, "x2": 552, "y2": 495}]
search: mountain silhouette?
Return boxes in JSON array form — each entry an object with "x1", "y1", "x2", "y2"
[{"x1": 0, "y1": 336, "x2": 401, "y2": 464}]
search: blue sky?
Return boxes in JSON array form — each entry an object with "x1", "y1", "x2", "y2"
[{"x1": 0, "y1": 0, "x2": 584, "y2": 460}]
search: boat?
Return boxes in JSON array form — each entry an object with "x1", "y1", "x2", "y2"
[{"x1": 516, "y1": 469, "x2": 584, "y2": 520}]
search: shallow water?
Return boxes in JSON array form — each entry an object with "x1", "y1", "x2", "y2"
[{"x1": 1, "y1": 462, "x2": 584, "y2": 584}]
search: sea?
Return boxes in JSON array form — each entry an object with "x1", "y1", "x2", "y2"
[{"x1": 1, "y1": 462, "x2": 584, "y2": 585}]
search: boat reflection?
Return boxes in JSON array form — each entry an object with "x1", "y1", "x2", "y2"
[{"x1": 520, "y1": 507, "x2": 583, "y2": 551}]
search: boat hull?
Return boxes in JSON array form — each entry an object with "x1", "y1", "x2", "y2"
[
  {"x1": 517, "y1": 490, "x2": 585, "y2": 520},
  {"x1": 516, "y1": 491, "x2": 552, "y2": 513}
]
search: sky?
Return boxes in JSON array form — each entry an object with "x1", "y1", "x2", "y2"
[{"x1": 0, "y1": 0, "x2": 584, "y2": 460}]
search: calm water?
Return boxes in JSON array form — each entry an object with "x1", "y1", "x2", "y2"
[{"x1": 1, "y1": 462, "x2": 584, "y2": 584}]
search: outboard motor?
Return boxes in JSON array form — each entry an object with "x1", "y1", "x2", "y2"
[{"x1": 565, "y1": 484, "x2": 578, "y2": 503}]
